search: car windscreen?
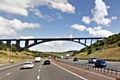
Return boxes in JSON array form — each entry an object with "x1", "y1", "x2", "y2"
[{"x1": 24, "y1": 63, "x2": 32, "y2": 65}]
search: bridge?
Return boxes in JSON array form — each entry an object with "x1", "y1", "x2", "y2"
[{"x1": 0, "y1": 37, "x2": 106, "y2": 51}]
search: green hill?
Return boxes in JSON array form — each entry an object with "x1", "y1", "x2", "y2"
[{"x1": 72, "y1": 33, "x2": 120, "y2": 60}]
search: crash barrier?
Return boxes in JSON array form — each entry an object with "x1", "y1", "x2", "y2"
[{"x1": 55, "y1": 59, "x2": 120, "y2": 76}]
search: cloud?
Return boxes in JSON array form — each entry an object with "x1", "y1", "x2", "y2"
[
  {"x1": 0, "y1": 16, "x2": 40, "y2": 37},
  {"x1": 91, "y1": 0, "x2": 117, "y2": 26},
  {"x1": 29, "y1": 8, "x2": 45, "y2": 19},
  {"x1": 71, "y1": 24, "x2": 86, "y2": 31},
  {"x1": 65, "y1": 31, "x2": 73, "y2": 38},
  {"x1": 29, "y1": 8, "x2": 54, "y2": 22},
  {"x1": 42, "y1": 41, "x2": 64, "y2": 47},
  {"x1": 86, "y1": 26, "x2": 114, "y2": 37},
  {"x1": 111, "y1": 16, "x2": 117, "y2": 20},
  {"x1": 0, "y1": 0, "x2": 33, "y2": 16},
  {"x1": 66, "y1": 34, "x2": 73, "y2": 38},
  {"x1": 41, "y1": 41, "x2": 65, "y2": 52},
  {"x1": 33, "y1": 0, "x2": 75, "y2": 13},
  {"x1": 0, "y1": 0, "x2": 75, "y2": 16},
  {"x1": 44, "y1": 14, "x2": 54, "y2": 22},
  {"x1": 0, "y1": 26, "x2": 16, "y2": 37},
  {"x1": 49, "y1": 1, "x2": 75, "y2": 13},
  {"x1": 71, "y1": 24, "x2": 114, "y2": 37},
  {"x1": 19, "y1": 36, "x2": 34, "y2": 39},
  {"x1": 82, "y1": 16, "x2": 91, "y2": 24}
]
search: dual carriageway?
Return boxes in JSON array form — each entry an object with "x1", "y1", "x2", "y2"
[{"x1": 0, "y1": 58, "x2": 120, "y2": 80}]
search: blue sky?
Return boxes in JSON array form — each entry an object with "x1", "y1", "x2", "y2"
[{"x1": 0, "y1": 0, "x2": 119, "y2": 52}]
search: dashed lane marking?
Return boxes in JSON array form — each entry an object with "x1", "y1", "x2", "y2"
[
  {"x1": 6, "y1": 73, "x2": 11, "y2": 75},
  {"x1": 37, "y1": 76, "x2": 40, "y2": 80}
]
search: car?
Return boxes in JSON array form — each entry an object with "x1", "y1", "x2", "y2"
[
  {"x1": 35, "y1": 57, "x2": 41, "y2": 62},
  {"x1": 95, "y1": 59, "x2": 107, "y2": 68},
  {"x1": 88, "y1": 57, "x2": 97, "y2": 63},
  {"x1": 43, "y1": 60, "x2": 51, "y2": 65},
  {"x1": 21, "y1": 62, "x2": 34, "y2": 69},
  {"x1": 73, "y1": 58, "x2": 78, "y2": 61}
]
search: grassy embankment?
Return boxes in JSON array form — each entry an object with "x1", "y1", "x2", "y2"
[
  {"x1": 73, "y1": 47, "x2": 120, "y2": 61},
  {"x1": 0, "y1": 50, "x2": 34, "y2": 66},
  {"x1": 72, "y1": 33, "x2": 120, "y2": 61}
]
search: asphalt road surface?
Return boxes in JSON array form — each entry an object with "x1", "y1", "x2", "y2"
[
  {"x1": 0, "y1": 60, "x2": 84, "y2": 80},
  {"x1": 58, "y1": 59, "x2": 120, "y2": 71}
]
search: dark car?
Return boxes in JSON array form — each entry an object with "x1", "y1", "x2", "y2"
[
  {"x1": 43, "y1": 60, "x2": 51, "y2": 65},
  {"x1": 73, "y1": 58, "x2": 78, "y2": 61},
  {"x1": 95, "y1": 59, "x2": 107, "y2": 67},
  {"x1": 88, "y1": 57, "x2": 97, "y2": 63}
]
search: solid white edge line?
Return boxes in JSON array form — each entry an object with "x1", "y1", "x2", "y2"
[
  {"x1": 57, "y1": 61, "x2": 116, "y2": 80},
  {"x1": 52, "y1": 62, "x2": 88, "y2": 80}
]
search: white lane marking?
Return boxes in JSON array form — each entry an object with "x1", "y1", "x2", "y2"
[
  {"x1": 6, "y1": 73, "x2": 11, "y2": 75},
  {"x1": 56, "y1": 62, "x2": 116, "y2": 80},
  {"x1": 37, "y1": 75, "x2": 40, "y2": 79},
  {"x1": 52, "y1": 62, "x2": 88, "y2": 80},
  {"x1": 37, "y1": 65, "x2": 41, "y2": 80},
  {"x1": 0, "y1": 63, "x2": 22, "y2": 70}
]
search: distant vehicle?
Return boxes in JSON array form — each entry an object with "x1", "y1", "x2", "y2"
[
  {"x1": 21, "y1": 62, "x2": 34, "y2": 69},
  {"x1": 35, "y1": 57, "x2": 41, "y2": 62},
  {"x1": 73, "y1": 58, "x2": 78, "y2": 61},
  {"x1": 43, "y1": 60, "x2": 51, "y2": 65},
  {"x1": 65, "y1": 54, "x2": 70, "y2": 59},
  {"x1": 88, "y1": 57, "x2": 97, "y2": 63},
  {"x1": 48, "y1": 56, "x2": 51, "y2": 59},
  {"x1": 60, "y1": 56, "x2": 64, "y2": 59},
  {"x1": 65, "y1": 57, "x2": 69, "y2": 59},
  {"x1": 95, "y1": 59, "x2": 107, "y2": 67}
]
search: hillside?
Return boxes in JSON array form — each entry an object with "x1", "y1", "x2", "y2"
[
  {"x1": 0, "y1": 42, "x2": 53, "y2": 66},
  {"x1": 72, "y1": 33, "x2": 120, "y2": 60},
  {"x1": 0, "y1": 50, "x2": 34, "y2": 66},
  {"x1": 50, "y1": 51, "x2": 75, "y2": 57}
]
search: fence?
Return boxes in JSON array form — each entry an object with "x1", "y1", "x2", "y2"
[{"x1": 55, "y1": 59, "x2": 120, "y2": 76}]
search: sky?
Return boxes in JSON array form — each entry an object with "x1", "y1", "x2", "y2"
[{"x1": 0, "y1": 0, "x2": 119, "y2": 52}]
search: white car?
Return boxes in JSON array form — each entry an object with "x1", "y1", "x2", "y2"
[
  {"x1": 21, "y1": 62, "x2": 34, "y2": 69},
  {"x1": 35, "y1": 57, "x2": 41, "y2": 62}
]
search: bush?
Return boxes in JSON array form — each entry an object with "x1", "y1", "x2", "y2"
[
  {"x1": 88, "y1": 49, "x2": 92, "y2": 55},
  {"x1": 118, "y1": 42, "x2": 120, "y2": 47},
  {"x1": 11, "y1": 46, "x2": 17, "y2": 52}
]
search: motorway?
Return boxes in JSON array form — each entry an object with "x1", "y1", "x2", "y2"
[
  {"x1": 0, "y1": 59, "x2": 85, "y2": 80},
  {"x1": 58, "y1": 59, "x2": 120, "y2": 71}
]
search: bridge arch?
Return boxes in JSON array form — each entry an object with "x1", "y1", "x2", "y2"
[
  {"x1": 0, "y1": 37, "x2": 106, "y2": 51},
  {"x1": 20, "y1": 38, "x2": 100, "y2": 51},
  {"x1": 23, "y1": 39, "x2": 87, "y2": 49}
]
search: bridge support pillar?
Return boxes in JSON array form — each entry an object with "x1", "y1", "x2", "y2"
[
  {"x1": 85, "y1": 39, "x2": 86, "y2": 45},
  {"x1": 6, "y1": 40, "x2": 11, "y2": 48},
  {"x1": 91, "y1": 39, "x2": 92, "y2": 45},
  {"x1": 25, "y1": 40, "x2": 29, "y2": 50},
  {"x1": 34, "y1": 40, "x2": 37, "y2": 44},
  {"x1": 16, "y1": 40, "x2": 20, "y2": 51}
]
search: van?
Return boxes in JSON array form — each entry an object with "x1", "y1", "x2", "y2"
[{"x1": 35, "y1": 57, "x2": 41, "y2": 62}]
